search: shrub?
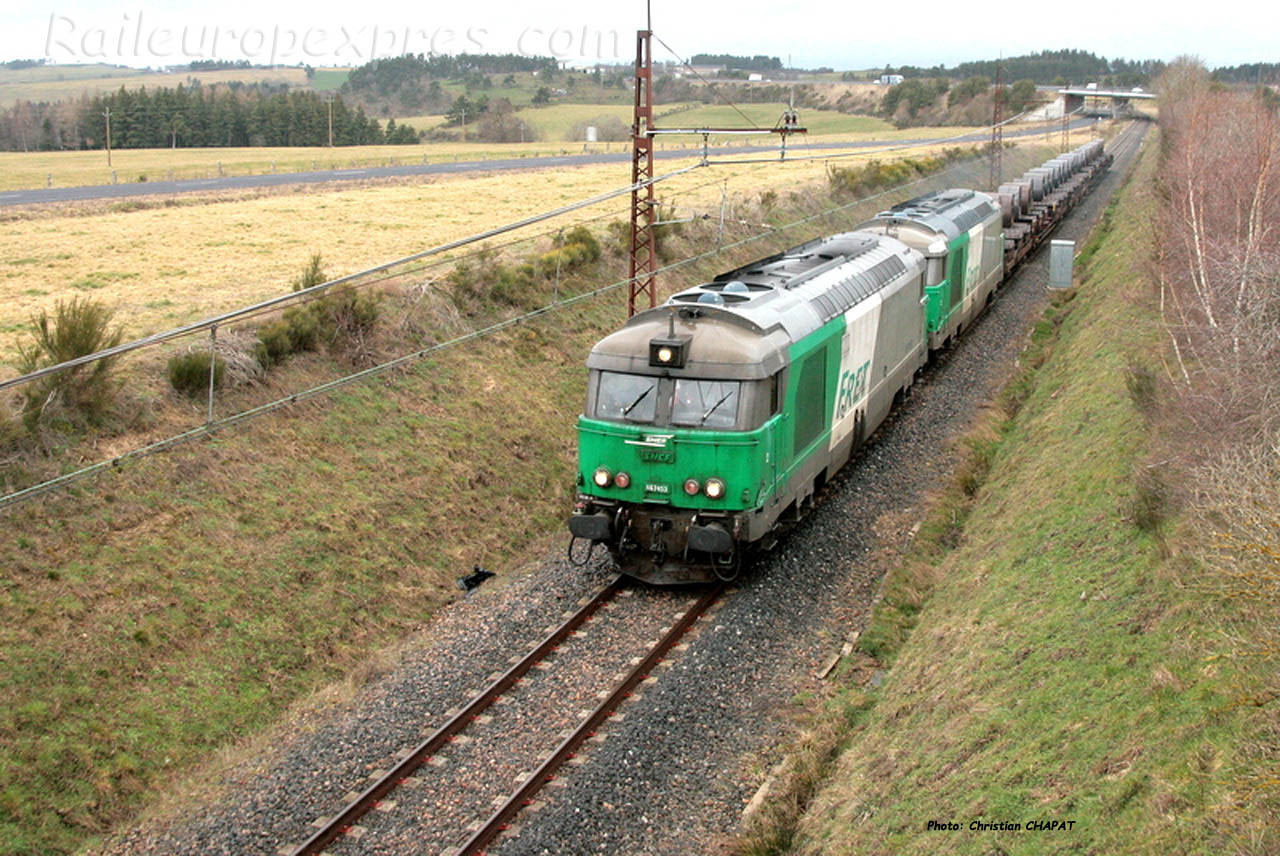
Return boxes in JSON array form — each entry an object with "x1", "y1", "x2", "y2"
[
  {"x1": 292, "y1": 253, "x2": 327, "y2": 292},
  {"x1": 316, "y1": 286, "x2": 381, "y2": 347},
  {"x1": 1127, "y1": 465, "x2": 1172, "y2": 534},
  {"x1": 167, "y1": 350, "x2": 226, "y2": 396},
  {"x1": 254, "y1": 320, "x2": 294, "y2": 367},
  {"x1": 1125, "y1": 361, "x2": 1159, "y2": 416},
  {"x1": 282, "y1": 305, "x2": 320, "y2": 352},
  {"x1": 255, "y1": 255, "x2": 383, "y2": 368},
  {"x1": 560, "y1": 225, "x2": 602, "y2": 261},
  {"x1": 16, "y1": 297, "x2": 124, "y2": 429}
]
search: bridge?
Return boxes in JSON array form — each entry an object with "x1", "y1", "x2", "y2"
[{"x1": 1059, "y1": 86, "x2": 1157, "y2": 118}]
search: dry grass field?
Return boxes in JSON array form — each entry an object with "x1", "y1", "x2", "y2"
[
  {"x1": 0, "y1": 144, "x2": 602, "y2": 192},
  {"x1": 0, "y1": 63, "x2": 311, "y2": 107},
  {"x1": 0, "y1": 128, "x2": 1102, "y2": 363},
  {"x1": 0, "y1": 120, "x2": 939, "y2": 192}
]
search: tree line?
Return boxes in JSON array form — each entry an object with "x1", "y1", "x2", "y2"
[
  {"x1": 689, "y1": 54, "x2": 783, "y2": 71},
  {"x1": 342, "y1": 53, "x2": 559, "y2": 114},
  {"x1": 0, "y1": 84, "x2": 418, "y2": 151},
  {"x1": 1211, "y1": 62, "x2": 1280, "y2": 84},
  {"x1": 887, "y1": 49, "x2": 1165, "y2": 87}
]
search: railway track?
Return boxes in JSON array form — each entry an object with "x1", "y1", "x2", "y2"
[{"x1": 284, "y1": 577, "x2": 723, "y2": 856}]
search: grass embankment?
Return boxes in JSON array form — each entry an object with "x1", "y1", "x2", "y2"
[{"x1": 738, "y1": 133, "x2": 1270, "y2": 854}]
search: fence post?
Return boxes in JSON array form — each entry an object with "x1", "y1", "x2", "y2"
[
  {"x1": 553, "y1": 229, "x2": 563, "y2": 305},
  {"x1": 207, "y1": 325, "x2": 218, "y2": 425}
]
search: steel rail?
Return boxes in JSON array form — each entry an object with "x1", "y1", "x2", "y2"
[
  {"x1": 286, "y1": 575, "x2": 626, "y2": 856},
  {"x1": 452, "y1": 582, "x2": 725, "y2": 856}
]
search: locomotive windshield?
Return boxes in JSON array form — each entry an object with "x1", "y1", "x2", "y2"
[
  {"x1": 595, "y1": 372, "x2": 741, "y2": 428},
  {"x1": 596, "y1": 372, "x2": 658, "y2": 423},
  {"x1": 672, "y1": 379, "x2": 740, "y2": 428}
]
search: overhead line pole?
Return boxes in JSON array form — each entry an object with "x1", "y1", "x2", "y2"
[
  {"x1": 627, "y1": 27, "x2": 657, "y2": 317},
  {"x1": 989, "y1": 62, "x2": 1003, "y2": 189},
  {"x1": 626, "y1": 10, "x2": 804, "y2": 317}
]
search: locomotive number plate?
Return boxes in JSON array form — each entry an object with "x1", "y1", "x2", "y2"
[{"x1": 639, "y1": 448, "x2": 675, "y2": 463}]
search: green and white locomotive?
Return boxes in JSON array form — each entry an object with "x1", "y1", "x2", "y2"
[{"x1": 568, "y1": 161, "x2": 1097, "y2": 584}]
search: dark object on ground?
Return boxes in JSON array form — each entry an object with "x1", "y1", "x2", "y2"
[{"x1": 457, "y1": 566, "x2": 496, "y2": 593}]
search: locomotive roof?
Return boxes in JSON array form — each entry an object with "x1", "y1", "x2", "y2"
[
  {"x1": 586, "y1": 230, "x2": 922, "y2": 379},
  {"x1": 861, "y1": 187, "x2": 998, "y2": 239}
]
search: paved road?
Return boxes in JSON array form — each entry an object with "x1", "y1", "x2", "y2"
[{"x1": 0, "y1": 121, "x2": 1097, "y2": 207}]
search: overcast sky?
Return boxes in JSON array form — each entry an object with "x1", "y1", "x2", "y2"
[{"x1": 6, "y1": 0, "x2": 1277, "y2": 71}]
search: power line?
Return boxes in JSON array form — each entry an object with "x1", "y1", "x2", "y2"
[
  {"x1": 0, "y1": 152, "x2": 996, "y2": 511},
  {"x1": 0, "y1": 162, "x2": 704, "y2": 394},
  {"x1": 651, "y1": 34, "x2": 761, "y2": 130}
]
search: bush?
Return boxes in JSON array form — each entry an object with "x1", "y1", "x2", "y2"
[
  {"x1": 167, "y1": 350, "x2": 226, "y2": 396},
  {"x1": 282, "y1": 305, "x2": 320, "y2": 352},
  {"x1": 292, "y1": 253, "x2": 327, "y2": 292},
  {"x1": 16, "y1": 297, "x2": 124, "y2": 430},
  {"x1": 448, "y1": 228, "x2": 604, "y2": 312},
  {"x1": 559, "y1": 225, "x2": 602, "y2": 261},
  {"x1": 1125, "y1": 361, "x2": 1159, "y2": 416},
  {"x1": 254, "y1": 289, "x2": 381, "y2": 369},
  {"x1": 1127, "y1": 465, "x2": 1172, "y2": 535},
  {"x1": 254, "y1": 320, "x2": 294, "y2": 367},
  {"x1": 317, "y1": 286, "x2": 381, "y2": 347},
  {"x1": 256, "y1": 255, "x2": 383, "y2": 369}
]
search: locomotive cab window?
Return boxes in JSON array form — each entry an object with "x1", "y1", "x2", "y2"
[
  {"x1": 595, "y1": 371, "x2": 658, "y2": 423},
  {"x1": 671, "y1": 379, "x2": 740, "y2": 429}
]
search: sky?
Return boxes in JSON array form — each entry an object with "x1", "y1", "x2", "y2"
[{"x1": 4, "y1": 0, "x2": 1277, "y2": 71}]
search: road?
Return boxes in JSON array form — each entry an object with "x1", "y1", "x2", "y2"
[{"x1": 0, "y1": 121, "x2": 1098, "y2": 207}]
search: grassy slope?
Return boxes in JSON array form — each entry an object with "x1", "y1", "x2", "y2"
[
  {"x1": 0, "y1": 298, "x2": 615, "y2": 854},
  {"x1": 784, "y1": 137, "x2": 1261, "y2": 854}
]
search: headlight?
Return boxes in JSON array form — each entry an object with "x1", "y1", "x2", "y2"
[
  {"x1": 593, "y1": 467, "x2": 612, "y2": 488},
  {"x1": 683, "y1": 478, "x2": 701, "y2": 496},
  {"x1": 614, "y1": 471, "x2": 631, "y2": 489},
  {"x1": 704, "y1": 478, "x2": 725, "y2": 499}
]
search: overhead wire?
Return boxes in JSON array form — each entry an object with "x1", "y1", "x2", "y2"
[
  {"x1": 0, "y1": 162, "x2": 705, "y2": 392},
  {"x1": 651, "y1": 34, "x2": 762, "y2": 130},
  {"x1": 0, "y1": 152, "x2": 996, "y2": 510}
]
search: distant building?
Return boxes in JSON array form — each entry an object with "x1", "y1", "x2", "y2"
[
  {"x1": 748, "y1": 72, "x2": 764, "y2": 82},
  {"x1": 877, "y1": 74, "x2": 904, "y2": 86}
]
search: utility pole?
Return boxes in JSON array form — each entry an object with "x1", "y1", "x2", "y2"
[
  {"x1": 627, "y1": 25, "x2": 657, "y2": 317},
  {"x1": 1061, "y1": 95, "x2": 1070, "y2": 151},
  {"x1": 103, "y1": 107, "x2": 112, "y2": 167},
  {"x1": 327, "y1": 97, "x2": 334, "y2": 147},
  {"x1": 623, "y1": 1, "x2": 803, "y2": 317},
  {"x1": 989, "y1": 62, "x2": 1003, "y2": 190}
]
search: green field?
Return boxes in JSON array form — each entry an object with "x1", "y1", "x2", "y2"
[
  {"x1": 400, "y1": 102, "x2": 893, "y2": 142},
  {"x1": 309, "y1": 68, "x2": 351, "y2": 91}
]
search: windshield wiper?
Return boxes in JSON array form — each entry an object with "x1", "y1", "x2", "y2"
[
  {"x1": 700, "y1": 391, "x2": 734, "y2": 425},
  {"x1": 623, "y1": 383, "x2": 655, "y2": 416}
]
